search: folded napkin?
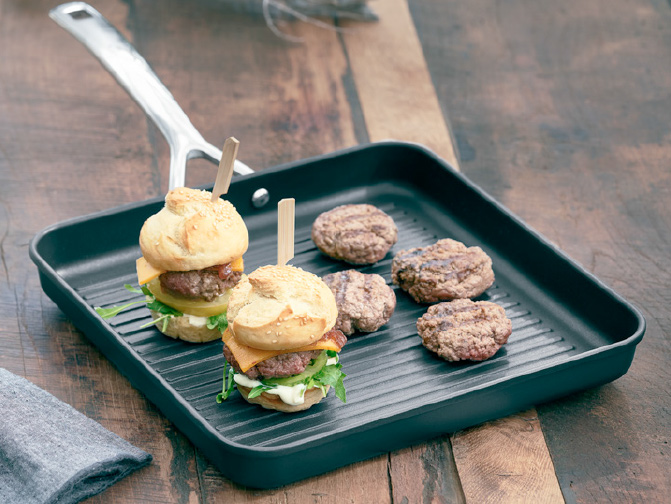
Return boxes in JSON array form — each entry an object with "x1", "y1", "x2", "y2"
[{"x1": 0, "y1": 368, "x2": 152, "y2": 504}]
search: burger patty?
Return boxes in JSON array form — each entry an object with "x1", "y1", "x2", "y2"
[
  {"x1": 224, "y1": 329, "x2": 347, "y2": 380},
  {"x1": 159, "y1": 267, "x2": 242, "y2": 302},
  {"x1": 311, "y1": 204, "x2": 398, "y2": 265},
  {"x1": 416, "y1": 299, "x2": 512, "y2": 361},
  {"x1": 392, "y1": 238, "x2": 494, "y2": 303},
  {"x1": 323, "y1": 270, "x2": 396, "y2": 336}
]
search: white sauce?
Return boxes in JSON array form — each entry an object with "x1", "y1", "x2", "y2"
[
  {"x1": 185, "y1": 314, "x2": 208, "y2": 327},
  {"x1": 233, "y1": 374, "x2": 308, "y2": 406}
]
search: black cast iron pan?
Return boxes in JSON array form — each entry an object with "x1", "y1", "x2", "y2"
[{"x1": 31, "y1": 3, "x2": 645, "y2": 489}]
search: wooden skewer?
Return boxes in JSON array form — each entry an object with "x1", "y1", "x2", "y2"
[
  {"x1": 211, "y1": 137, "x2": 240, "y2": 202},
  {"x1": 277, "y1": 198, "x2": 295, "y2": 266}
]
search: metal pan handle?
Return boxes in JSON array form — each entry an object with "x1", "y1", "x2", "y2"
[{"x1": 50, "y1": 2, "x2": 254, "y2": 190}]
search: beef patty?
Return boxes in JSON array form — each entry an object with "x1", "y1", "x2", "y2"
[
  {"x1": 391, "y1": 238, "x2": 494, "y2": 303},
  {"x1": 160, "y1": 267, "x2": 242, "y2": 302},
  {"x1": 312, "y1": 204, "x2": 398, "y2": 265},
  {"x1": 323, "y1": 270, "x2": 396, "y2": 336},
  {"x1": 416, "y1": 299, "x2": 512, "y2": 361}
]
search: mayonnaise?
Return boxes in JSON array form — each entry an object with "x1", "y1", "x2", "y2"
[
  {"x1": 185, "y1": 314, "x2": 208, "y2": 327},
  {"x1": 233, "y1": 374, "x2": 309, "y2": 406}
]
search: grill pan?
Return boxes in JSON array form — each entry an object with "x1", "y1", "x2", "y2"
[{"x1": 30, "y1": 141, "x2": 645, "y2": 488}]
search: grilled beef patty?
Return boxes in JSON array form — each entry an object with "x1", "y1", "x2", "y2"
[
  {"x1": 311, "y1": 204, "x2": 398, "y2": 264},
  {"x1": 323, "y1": 270, "x2": 396, "y2": 335},
  {"x1": 159, "y1": 266, "x2": 242, "y2": 302},
  {"x1": 416, "y1": 299, "x2": 511, "y2": 361},
  {"x1": 392, "y1": 238, "x2": 494, "y2": 303}
]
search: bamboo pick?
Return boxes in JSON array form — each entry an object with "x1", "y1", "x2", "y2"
[
  {"x1": 277, "y1": 198, "x2": 295, "y2": 266},
  {"x1": 211, "y1": 137, "x2": 240, "y2": 202}
]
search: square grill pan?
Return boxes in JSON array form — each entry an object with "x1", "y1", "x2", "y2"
[{"x1": 30, "y1": 142, "x2": 645, "y2": 488}]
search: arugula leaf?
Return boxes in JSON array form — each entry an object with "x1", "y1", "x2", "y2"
[
  {"x1": 97, "y1": 283, "x2": 184, "y2": 332},
  {"x1": 95, "y1": 301, "x2": 145, "y2": 319},
  {"x1": 138, "y1": 297, "x2": 182, "y2": 330},
  {"x1": 247, "y1": 383, "x2": 276, "y2": 399},
  {"x1": 216, "y1": 361, "x2": 237, "y2": 403},
  {"x1": 146, "y1": 298, "x2": 182, "y2": 316},
  {"x1": 313, "y1": 360, "x2": 347, "y2": 403},
  {"x1": 124, "y1": 284, "x2": 145, "y2": 295},
  {"x1": 96, "y1": 284, "x2": 172, "y2": 322},
  {"x1": 206, "y1": 312, "x2": 228, "y2": 333},
  {"x1": 334, "y1": 373, "x2": 347, "y2": 403}
]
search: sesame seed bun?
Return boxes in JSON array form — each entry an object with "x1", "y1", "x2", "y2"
[
  {"x1": 226, "y1": 264, "x2": 338, "y2": 350},
  {"x1": 139, "y1": 187, "x2": 248, "y2": 271}
]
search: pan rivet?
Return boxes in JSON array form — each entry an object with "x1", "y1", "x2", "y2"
[{"x1": 251, "y1": 188, "x2": 270, "y2": 208}]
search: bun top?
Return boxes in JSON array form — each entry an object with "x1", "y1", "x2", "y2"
[
  {"x1": 139, "y1": 187, "x2": 248, "y2": 271},
  {"x1": 227, "y1": 264, "x2": 338, "y2": 350}
]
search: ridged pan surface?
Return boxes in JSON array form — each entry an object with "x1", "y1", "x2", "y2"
[{"x1": 30, "y1": 142, "x2": 645, "y2": 487}]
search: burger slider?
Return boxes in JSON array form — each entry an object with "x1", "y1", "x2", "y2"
[
  {"x1": 96, "y1": 186, "x2": 249, "y2": 343},
  {"x1": 136, "y1": 187, "x2": 248, "y2": 342},
  {"x1": 217, "y1": 264, "x2": 348, "y2": 412}
]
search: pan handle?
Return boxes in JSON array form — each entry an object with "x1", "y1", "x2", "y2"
[{"x1": 49, "y1": 2, "x2": 255, "y2": 191}]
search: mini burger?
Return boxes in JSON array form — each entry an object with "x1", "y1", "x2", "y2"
[
  {"x1": 217, "y1": 264, "x2": 348, "y2": 412},
  {"x1": 126, "y1": 187, "x2": 248, "y2": 342}
]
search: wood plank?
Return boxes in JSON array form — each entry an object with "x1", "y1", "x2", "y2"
[
  {"x1": 340, "y1": 0, "x2": 459, "y2": 169},
  {"x1": 341, "y1": 0, "x2": 563, "y2": 502},
  {"x1": 452, "y1": 410, "x2": 563, "y2": 503},
  {"x1": 388, "y1": 438, "x2": 466, "y2": 504},
  {"x1": 409, "y1": 0, "x2": 671, "y2": 501},
  {"x1": 196, "y1": 453, "x2": 391, "y2": 503}
]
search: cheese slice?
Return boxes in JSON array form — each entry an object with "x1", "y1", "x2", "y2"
[
  {"x1": 221, "y1": 328, "x2": 341, "y2": 373},
  {"x1": 230, "y1": 257, "x2": 244, "y2": 272},
  {"x1": 136, "y1": 257, "x2": 166, "y2": 285},
  {"x1": 136, "y1": 256, "x2": 244, "y2": 285}
]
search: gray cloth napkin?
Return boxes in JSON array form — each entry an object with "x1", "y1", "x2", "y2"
[{"x1": 0, "y1": 368, "x2": 152, "y2": 504}]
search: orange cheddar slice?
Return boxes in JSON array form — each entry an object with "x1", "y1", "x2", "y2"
[
  {"x1": 230, "y1": 257, "x2": 244, "y2": 272},
  {"x1": 136, "y1": 257, "x2": 166, "y2": 286},
  {"x1": 221, "y1": 328, "x2": 341, "y2": 373}
]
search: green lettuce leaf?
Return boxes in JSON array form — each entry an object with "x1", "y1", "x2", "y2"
[
  {"x1": 206, "y1": 312, "x2": 228, "y2": 333},
  {"x1": 313, "y1": 359, "x2": 347, "y2": 403},
  {"x1": 94, "y1": 283, "x2": 183, "y2": 331},
  {"x1": 95, "y1": 301, "x2": 144, "y2": 319},
  {"x1": 216, "y1": 360, "x2": 237, "y2": 403}
]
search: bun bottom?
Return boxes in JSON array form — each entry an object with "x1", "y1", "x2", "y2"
[
  {"x1": 237, "y1": 385, "x2": 330, "y2": 413},
  {"x1": 150, "y1": 310, "x2": 221, "y2": 343}
]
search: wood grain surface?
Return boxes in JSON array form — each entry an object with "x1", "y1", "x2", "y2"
[{"x1": 1, "y1": 0, "x2": 669, "y2": 502}]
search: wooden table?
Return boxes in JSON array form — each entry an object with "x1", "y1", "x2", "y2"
[{"x1": 1, "y1": 0, "x2": 670, "y2": 502}]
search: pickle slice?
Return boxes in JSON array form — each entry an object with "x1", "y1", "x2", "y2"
[
  {"x1": 146, "y1": 278, "x2": 230, "y2": 317},
  {"x1": 262, "y1": 351, "x2": 328, "y2": 387}
]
